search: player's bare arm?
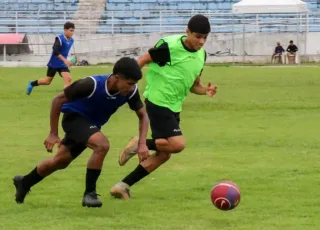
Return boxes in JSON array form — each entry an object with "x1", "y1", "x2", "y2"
[
  {"x1": 127, "y1": 89, "x2": 150, "y2": 162},
  {"x1": 190, "y1": 76, "x2": 217, "y2": 97},
  {"x1": 58, "y1": 54, "x2": 72, "y2": 67},
  {"x1": 137, "y1": 52, "x2": 152, "y2": 68},
  {"x1": 138, "y1": 42, "x2": 170, "y2": 69},
  {"x1": 44, "y1": 92, "x2": 67, "y2": 152},
  {"x1": 49, "y1": 93, "x2": 67, "y2": 137},
  {"x1": 135, "y1": 107, "x2": 149, "y2": 162}
]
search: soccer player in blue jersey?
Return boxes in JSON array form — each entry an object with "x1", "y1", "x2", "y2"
[
  {"x1": 14, "y1": 57, "x2": 149, "y2": 208},
  {"x1": 26, "y1": 22, "x2": 75, "y2": 95}
]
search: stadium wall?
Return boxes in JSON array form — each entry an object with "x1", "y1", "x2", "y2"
[{"x1": 2, "y1": 32, "x2": 320, "y2": 66}]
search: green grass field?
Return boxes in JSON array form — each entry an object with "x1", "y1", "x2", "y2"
[{"x1": 0, "y1": 66, "x2": 319, "y2": 230}]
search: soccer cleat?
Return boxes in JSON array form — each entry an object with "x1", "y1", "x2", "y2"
[
  {"x1": 26, "y1": 81, "x2": 34, "y2": 95},
  {"x1": 110, "y1": 182, "x2": 131, "y2": 200},
  {"x1": 118, "y1": 136, "x2": 139, "y2": 166},
  {"x1": 82, "y1": 191, "x2": 103, "y2": 208},
  {"x1": 13, "y1": 175, "x2": 30, "y2": 204}
]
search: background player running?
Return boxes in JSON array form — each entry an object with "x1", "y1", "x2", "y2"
[
  {"x1": 26, "y1": 22, "x2": 75, "y2": 95},
  {"x1": 110, "y1": 14, "x2": 217, "y2": 199},
  {"x1": 14, "y1": 57, "x2": 149, "y2": 207}
]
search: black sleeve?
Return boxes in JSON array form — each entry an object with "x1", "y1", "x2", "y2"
[
  {"x1": 127, "y1": 89, "x2": 143, "y2": 111},
  {"x1": 294, "y1": 45, "x2": 298, "y2": 52},
  {"x1": 64, "y1": 77, "x2": 95, "y2": 102},
  {"x1": 199, "y1": 51, "x2": 207, "y2": 76},
  {"x1": 53, "y1": 37, "x2": 61, "y2": 56},
  {"x1": 148, "y1": 41, "x2": 170, "y2": 67}
]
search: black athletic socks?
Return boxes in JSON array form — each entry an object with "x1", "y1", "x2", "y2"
[
  {"x1": 22, "y1": 167, "x2": 44, "y2": 188},
  {"x1": 122, "y1": 164, "x2": 149, "y2": 186},
  {"x1": 85, "y1": 168, "x2": 101, "y2": 194},
  {"x1": 31, "y1": 80, "x2": 39, "y2": 86},
  {"x1": 146, "y1": 139, "x2": 157, "y2": 151}
]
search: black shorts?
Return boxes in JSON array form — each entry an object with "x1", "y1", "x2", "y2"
[
  {"x1": 145, "y1": 99, "x2": 182, "y2": 139},
  {"x1": 47, "y1": 67, "x2": 70, "y2": 78},
  {"x1": 61, "y1": 112, "x2": 100, "y2": 158}
]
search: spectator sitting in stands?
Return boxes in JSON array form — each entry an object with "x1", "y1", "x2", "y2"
[
  {"x1": 286, "y1": 40, "x2": 298, "y2": 64},
  {"x1": 271, "y1": 42, "x2": 285, "y2": 63}
]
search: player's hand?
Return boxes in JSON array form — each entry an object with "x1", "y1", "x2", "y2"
[
  {"x1": 137, "y1": 143, "x2": 149, "y2": 163},
  {"x1": 44, "y1": 133, "x2": 61, "y2": 153},
  {"x1": 206, "y1": 83, "x2": 217, "y2": 97},
  {"x1": 65, "y1": 60, "x2": 72, "y2": 67}
]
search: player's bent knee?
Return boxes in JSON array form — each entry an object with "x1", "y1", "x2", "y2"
[
  {"x1": 155, "y1": 138, "x2": 169, "y2": 146},
  {"x1": 65, "y1": 76, "x2": 72, "y2": 83},
  {"x1": 171, "y1": 143, "x2": 185, "y2": 153},
  {"x1": 87, "y1": 132, "x2": 110, "y2": 155},
  {"x1": 62, "y1": 73, "x2": 72, "y2": 82},
  {"x1": 95, "y1": 141, "x2": 110, "y2": 155},
  {"x1": 168, "y1": 136, "x2": 185, "y2": 153}
]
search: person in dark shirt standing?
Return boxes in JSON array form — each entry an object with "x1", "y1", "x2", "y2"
[
  {"x1": 14, "y1": 57, "x2": 149, "y2": 208},
  {"x1": 26, "y1": 22, "x2": 75, "y2": 95},
  {"x1": 286, "y1": 40, "x2": 298, "y2": 64},
  {"x1": 271, "y1": 42, "x2": 285, "y2": 63}
]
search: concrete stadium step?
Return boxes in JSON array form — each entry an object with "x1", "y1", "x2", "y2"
[{"x1": 72, "y1": 0, "x2": 107, "y2": 33}]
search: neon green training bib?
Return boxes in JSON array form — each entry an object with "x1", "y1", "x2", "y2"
[{"x1": 143, "y1": 34, "x2": 206, "y2": 112}]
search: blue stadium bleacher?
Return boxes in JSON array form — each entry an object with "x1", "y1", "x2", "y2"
[
  {"x1": 0, "y1": 0, "x2": 319, "y2": 34},
  {"x1": 0, "y1": 0, "x2": 78, "y2": 11},
  {"x1": 98, "y1": 0, "x2": 240, "y2": 34},
  {"x1": 97, "y1": 0, "x2": 319, "y2": 34},
  {"x1": 0, "y1": 0, "x2": 78, "y2": 33}
]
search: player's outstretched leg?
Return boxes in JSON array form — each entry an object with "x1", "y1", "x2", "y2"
[
  {"x1": 111, "y1": 151, "x2": 171, "y2": 199},
  {"x1": 112, "y1": 136, "x2": 185, "y2": 199},
  {"x1": 60, "y1": 71, "x2": 72, "y2": 89},
  {"x1": 13, "y1": 145, "x2": 73, "y2": 204},
  {"x1": 82, "y1": 132, "x2": 110, "y2": 208}
]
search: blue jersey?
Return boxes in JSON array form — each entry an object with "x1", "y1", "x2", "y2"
[
  {"x1": 61, "y1": 75, "x2": 138, "y2": 128},
  {"x1": 47, "y1": 34, "x2": 74, "y2": 68}
]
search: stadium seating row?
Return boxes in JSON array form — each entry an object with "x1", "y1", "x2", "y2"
[{"x1": 0, "y1": 0, "x2": 318, "y2": 34}]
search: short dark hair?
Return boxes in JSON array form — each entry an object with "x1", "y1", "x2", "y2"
[
  {"x1": 290, "y1": 40, "x2": 294, "y2": 43},
  {"x1": 64, "y1": 22, "x2": 75, "y2": 30},
  {"x1": 113, "y1": 57, "x2": 142, "y2": 81},
  {"x1": 188, "y1": 14, "x2": 211, "y2": 34}
]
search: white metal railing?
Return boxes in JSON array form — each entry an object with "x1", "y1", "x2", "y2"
[{"x1": 0, "y1": 10, "x2": 313, "y2": 34}]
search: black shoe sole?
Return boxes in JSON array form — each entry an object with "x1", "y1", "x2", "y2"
[
  {"x1": 13, "y1": 176, "x2": 25, "y2": 204},
  {"x1": 82, "y1": 202, "x2": 103, "y2": 208}
]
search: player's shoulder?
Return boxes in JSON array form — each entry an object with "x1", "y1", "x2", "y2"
[
  {"x1": 90, "y1": 74, "x2": 111, "y2": 81},
  {"x1": 161, "y1": 34, "x2": 184, "y2": 43},
  {"x1": 57, "y1": 33, "x2": 64, "y2": 39},
  {"x1": 155, "y1": 34, "x2": 184, "y2": 49}
]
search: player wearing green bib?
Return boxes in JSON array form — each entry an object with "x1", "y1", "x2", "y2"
[{"x1": 111, "y1": 15, "x2": 217, "y2": 199}]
